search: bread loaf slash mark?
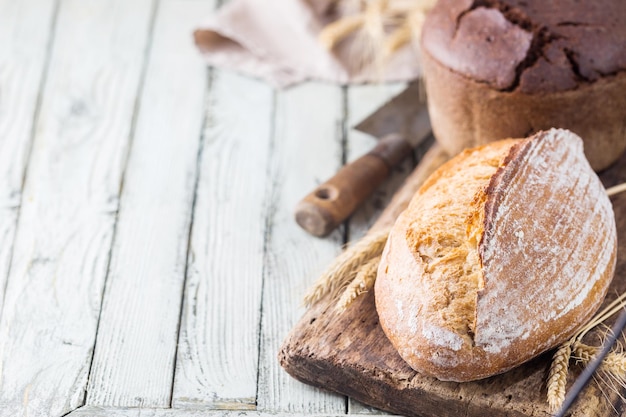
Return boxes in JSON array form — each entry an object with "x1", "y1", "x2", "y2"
[
  {"x1": 405, "y1": 141, "x2": 517, "y2": 343},
  {"x1": 477, "y1": 129, "x2": 616, "y2": 356}
]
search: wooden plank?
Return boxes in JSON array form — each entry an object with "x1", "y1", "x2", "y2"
[
  {"x1": 345, "y1": 83, "x2": 406, "y2": 416},
  {"x1": 256, "y1": 83, "x2": 347, "y2": 414},
  {"x1": 345, "y1": 84, "x2": 404, "y2": 415},
  {"x1": 85, "y1": 0, "x2": 211, "y2": 408},
  {"x1": 279, "y1": 151, "x2": 626, "y2": 417},
  {"x1": 0, "y1": 0, "x2": 56, "y2": 314},
  {"x1": 0, "y1": 1, "x2": 154, "y2": 416},
  {"x1": 345, "y1": 83, "x2": 410, "y2": 243},
  {"x1": 69, "y1": 406, "x2": 347, "y2": 417},
  {"x1": 171, "y1": 71, "x2": 274, "y2": 409}
]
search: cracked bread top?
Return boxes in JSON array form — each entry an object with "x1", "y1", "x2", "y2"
[
  {"x1": 375, "y1": 129, "x2": 617, "y2": 382},
  {"x1": 421, "y1": 0, "x2": 626, "y2": 93}
]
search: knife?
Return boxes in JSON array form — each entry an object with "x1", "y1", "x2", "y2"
[{"x1": 294, "y1": 82, "x2": 431, "y2": 237}]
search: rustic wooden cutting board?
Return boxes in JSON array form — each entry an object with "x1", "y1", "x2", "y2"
[{"x1": 280, "y1": 148, "x2": 626, "y2": 417}]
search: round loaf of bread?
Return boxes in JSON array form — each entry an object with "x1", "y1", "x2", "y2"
[
  {"x1": 420, "y1": 0, "x2": 626, "y2": 171},
  {"x1": 375, "y1": 128, "x2": 617, "y2": 382}
]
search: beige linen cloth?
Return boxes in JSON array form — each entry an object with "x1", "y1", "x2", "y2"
[{"x1": 194, "y1": 0, "x2": 422, "y2": 88}]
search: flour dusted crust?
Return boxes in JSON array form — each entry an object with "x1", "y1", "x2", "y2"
[
  {"x1": 375, "y1": 129, "x2": 617, "y2": 382},
  {"x1": 420, "y1": 0, "x2": 626, "y2": 171}
]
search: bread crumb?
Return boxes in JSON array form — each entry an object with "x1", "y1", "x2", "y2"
[{"x1": 404, "y1": 140, "x2": 516, "y2": 342}]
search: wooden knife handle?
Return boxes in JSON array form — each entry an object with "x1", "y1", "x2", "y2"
[{"x1": 295, "y1": 134, "x2": 412, "y2": 237}]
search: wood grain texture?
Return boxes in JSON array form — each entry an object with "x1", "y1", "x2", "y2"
[
  {"x1": 344, "y1": 83, "x2": 406, "y2": 415},
  {"x1": 171, "y1": 70, "x2": 274, "y2": 409},
  {"x1": 85, "y1": 0, "x2": 211, "y2": 408},
  {"x1": 345, "y1": 83, "x2": 410, "y2": 243},
  {"x1": 0, "y1": 0, "x2": 56, "y2": 315},
  {"x1": 0, "y1": 1, "x2": 154, "y2": 416},
  {"x1": 69, "y1": 406, "x2": 347, "y2": 417},
  {"x1": 279, "y1": 150, "x2": 626, "y2": 417},
  {"x1": 256, "y1": 83, "x2": 347, "y2": 414}
]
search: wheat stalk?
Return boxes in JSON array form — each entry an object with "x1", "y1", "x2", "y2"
[
  {"x1": 602, "y1": 351, "x2": 626, "y2": 377},
  {"x1": 319, "y1": 14, "x2": 366, "y2": 50},
  {"x1": 572, "y1": 339, "x2": 626, "y2": 408},
  {"x1": 303, "y1": 229, "x2": 389, "y2": 308},
  {"x1": 383, "y1": 20, "x2": 411, "y2": 57},
  {"x1": 384, "y1": 0, "x2": 435, "y2": 57},
  {"x1": 571, "y1": 340, "x2": 595, "y2": 363},
  {"x1": 318, "y1": 0, "x2": 437, "y2": 70},
  {"x1": 337, "y1": 254, "x2": 381, "y2": 311},
  {"x1": 576, "y1": 292, "x2": 626, "y2": 342},
  {"x1": 546, "y1": 298, "x2": 626, "y2": 411},
  {"x1": 364, "y1": 0, "x2": 388, "y2": 38},
  {"x1": 330, "y1": 0, "x2": 366, "y2": 16},
  {"x1": 607, "y1": 182, "x2": 626, "y2": 197},
  {"x1": 572, "y1": 341, "x2": 626, "y2": 375}
]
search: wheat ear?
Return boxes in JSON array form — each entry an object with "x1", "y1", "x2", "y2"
[
  {"x1": 572, "y1": 339, "x2": 626, "y2": 404},
  {"x1": 546, "y1": 290, "x2": 626, "y2": 411},
  {"x1": 319, "y1": 0, "x2": 437, "y2": 66},
  {"x1": 601, "y1": 351, "x2": 626, "y2": 377},
  {"x1": 319, "y1": 0, "x2": 388, "y2": 52},
  {"x1": 547, "y1": 341, "x2": 573, "y2": 412},
  {"x1": 363, "y1": 0, "x2": 388, "y2": 39},
  {"x1": 572, "y1": 341, "x2": 626, "y2": 376},
  {"x1": 303, "y1": 229, "x2": 389, "y2": 308},
  {"x1": 336, "y1": 254, "x2": 381, "y2": 311},
  {"x1": 351, "y1": 0, "x2": 388, "y2": 73},
  {"x1": 318, "y1": 14, "x2": 366, "y2": 50},
  {"x1": 383, "y1": 21, "x2": 411, "y2": 57},
  {"x1": 383, "y1": 3, "x2": 430, "y2": 57}
]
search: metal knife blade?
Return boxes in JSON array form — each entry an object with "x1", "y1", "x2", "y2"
[
  {"x1": 354, "y1": 81, "x2": 431, "y2": 147},
  {"x1": 294, "y1": 81, "x2": 432, "y2": 237}
]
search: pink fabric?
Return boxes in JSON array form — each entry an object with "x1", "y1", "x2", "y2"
[{"x1": 194, "y1": 0, "x2": 423, "y2": 88}]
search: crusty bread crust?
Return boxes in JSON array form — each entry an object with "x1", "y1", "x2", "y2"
[
  {"x1": 375, "y1": 129, "x2": 617, "y2": 382},
  {"x1": 419, "y1": 0, "x2": 626, "y2": 171},
  {"x1": 422, "y1": 47, "x2": 626, "y2": 171}
]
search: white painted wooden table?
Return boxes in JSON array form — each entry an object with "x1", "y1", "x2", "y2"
[{"x1": 0, "y1": 1, "x2": 413, "y2": 416}]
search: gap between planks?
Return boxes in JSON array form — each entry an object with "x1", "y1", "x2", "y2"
[
  {"x1": 172, "y1": 78, "x2": 406, "y2": 412},
  {"x1": 0, "y1": 1, "x2": 155, "y2": 416},
  {"x1": 68, "y1": 405, "x2": 350, "y2": 417},
  {"x1": 171, "y1": 71, "x2": 274, "y2": 408},
  {"x1": 344, "y1": 83, "x2": 408, "y2": 415},
  {"x1": 86, "y1": 0, "x2": 214, "y2": 408},
  {"x1": 0, "y1": 0, "x2": 413, "y2": 414},
  {"x1": 256, "y1": 82, "x2": 348, "y2": 414},
  {"x1": 0, "y1": 0, "x2": 58, "y2": 318}
]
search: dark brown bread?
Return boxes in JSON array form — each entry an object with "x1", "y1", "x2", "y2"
[{"x1": 420, "y1": 0, "x2": 626, "y2": 170}]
